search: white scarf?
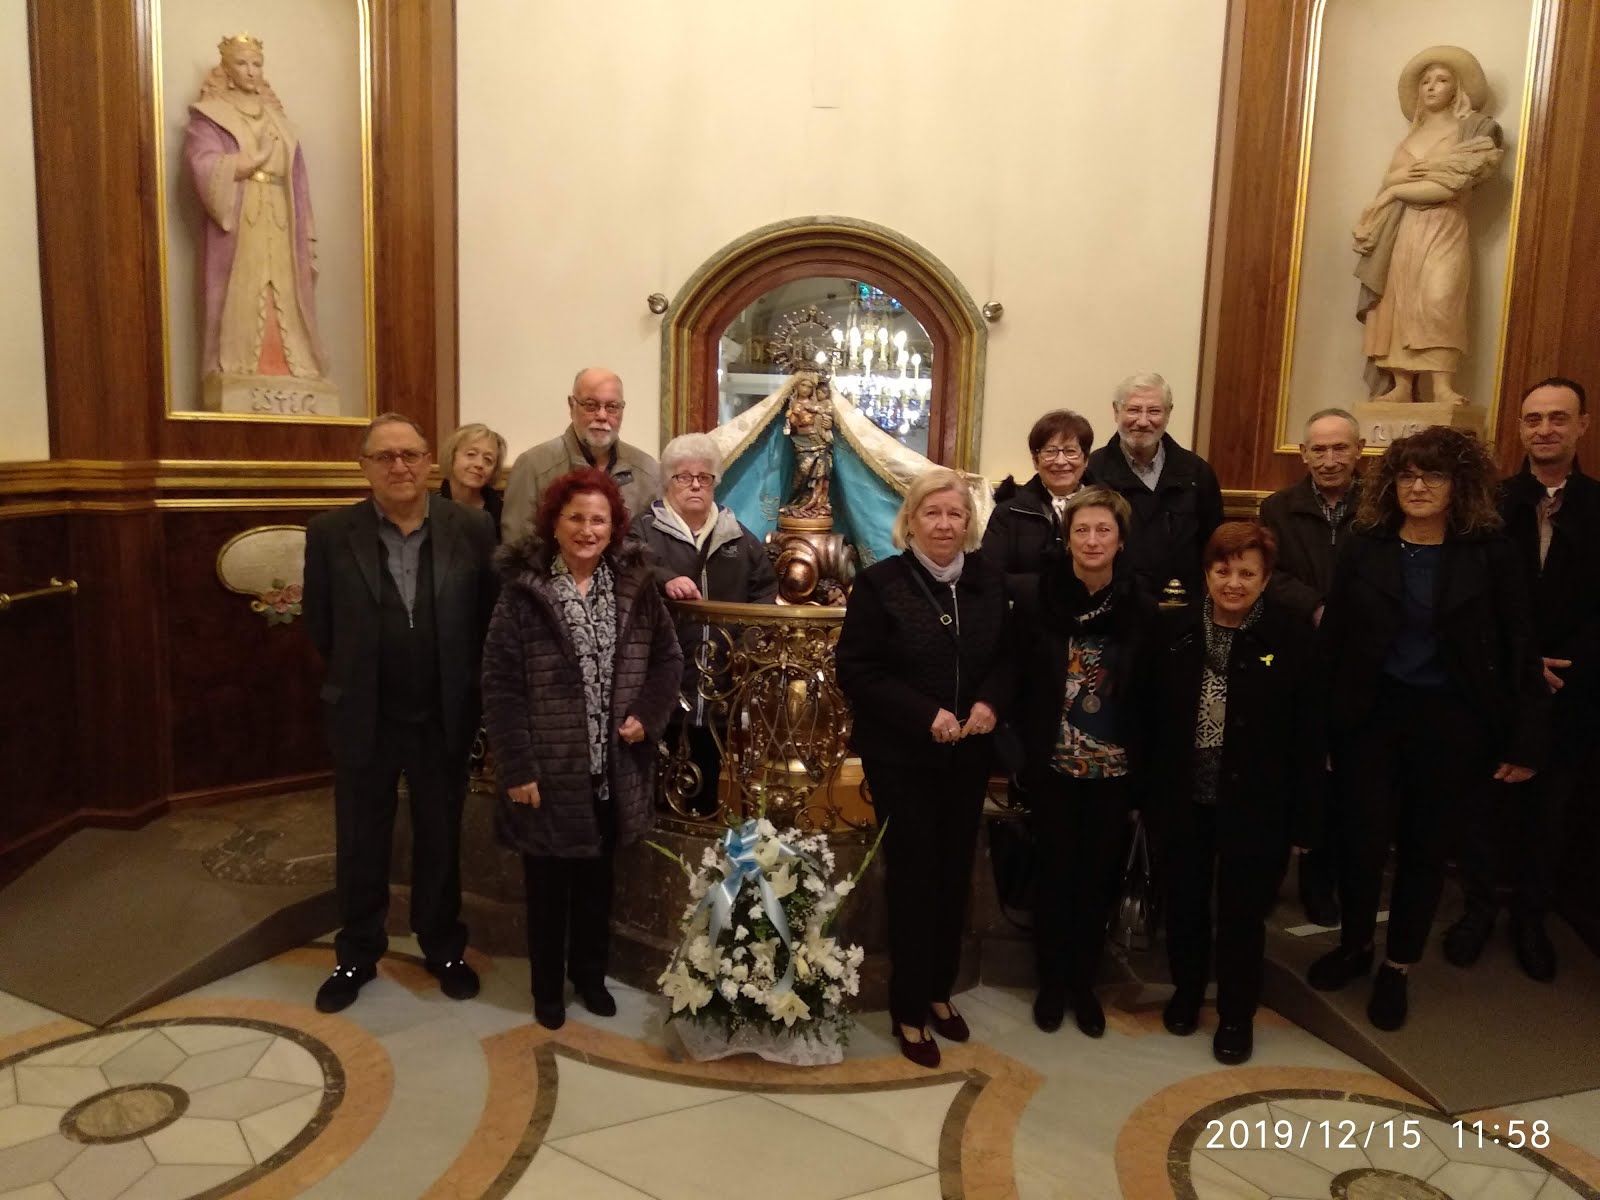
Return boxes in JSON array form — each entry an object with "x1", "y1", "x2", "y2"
[{"x1": 910, "y1": 543, "x2": 964, "y2": 584}]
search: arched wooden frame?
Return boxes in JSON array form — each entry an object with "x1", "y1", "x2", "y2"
[{"x1": 661, "y1": 218, "x2": 987, "y2": 472}]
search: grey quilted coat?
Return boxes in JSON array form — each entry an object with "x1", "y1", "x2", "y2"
[{"x1": 482, "y1": 536, "x2": 683, "y2": 858}]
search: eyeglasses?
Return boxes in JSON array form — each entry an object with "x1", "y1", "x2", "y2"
[
  {"x1": 574, "y1": 399, "x2": 625, "y2": 416},
  {"x1": 1037, "y1": 446, "x2": 1084, "y2": 463},
  {"x1": 671, "y1": 472, "x2": 716, "y2": 489},
  {"x1": 363, "y1": 449, "x2": 426, "y2": 468},
  {"x1": 1396, "y1": 469, "x2": 1449, "y2": 490}
]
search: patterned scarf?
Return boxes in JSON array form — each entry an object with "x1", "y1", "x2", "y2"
[
  {"x1": 551, "y1": 555, "x2": 618, "y2": 778},
  {"x1": 1191, "y1": 594, "x2": 1265, "y2": 805}
]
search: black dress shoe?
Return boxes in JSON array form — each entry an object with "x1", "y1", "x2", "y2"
[
  {"x1": 929, "y1": 1004, "x2": 970, "y2": 1043},
  {"x1": 1033, "y1": 986, "x2": 1066, "y2": 1034},
  {"x1": 578, "y1": 983, "x2": 617, "y2": 1017},
  {"x1": 427, "y1": 958, "x2": 480, "y2": 1001},
  {"x1": 895, "y1": 1023, "x2": 941, "y2": 1068},
  {"x1": 1443, "y1": 906, "x2": 1496, "y2": 968},
  {"x1": 315, "y1": 964, "x2": 376, "y2": 1013},
  {"x1": 1307, "y1": 944, "x2": 1373, "y2": 992},
  {"x1": 1511, "y1": 914, "x2": 1557, "y2": 982},
  {"x1": 1367, "y1": 964, "x2": 1408, "y2": 1031},
  {"x1": 1213, "y1": 1019, "x2": 1254, "y2": 1065},
  {"x1": 1163, "y1": 991, "x2": 1202, "y2": 1037},
  {"x1": 534, "y1": 1001, "x2": 566, "y2": 1030},
  {"x1": 1071, "y1": 990, "x2": 1105, "y2": 1039}
]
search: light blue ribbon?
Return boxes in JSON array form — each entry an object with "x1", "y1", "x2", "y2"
[{"x1": 694, "y1": 820, "x2": 809, "y2": 996}]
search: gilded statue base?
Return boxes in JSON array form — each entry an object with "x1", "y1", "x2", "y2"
[
  {"x1": 1354, "y1": 400, "x2": 1488, "y2": 448},
  {"x1": 765, "y1": 515, "x2": 857, "y2": 606},
  {"x1": 203, "y1": 372, "x2": 341, "y2": 418}
]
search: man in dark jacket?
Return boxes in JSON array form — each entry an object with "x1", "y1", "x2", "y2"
[
  {"x1": 1259, "y1": 407, "x2": 1364, "y2": 927},
  {"x1": 303, "y1": 413, "x2": 499, "y2": 1013},
  {"x1": 1447, "y1": 377, "x2": 1600, "y2": 981},
  {"x1": 1086, "y1": 373, "x2": 1224, "y2": 604}
]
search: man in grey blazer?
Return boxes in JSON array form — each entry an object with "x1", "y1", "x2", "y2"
[{"x1": 303, "y1": 413, "x2": 499, "y2": 1012}]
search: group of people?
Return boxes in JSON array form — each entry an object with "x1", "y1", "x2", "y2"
[
  {"x1": 303, "y1": 368, "x2": 775, "y2": 1030},
  {"x1": 838, "y1": 372, "x2": 1593, "y2": 1070},
  {"x1": 301, "y1": 363, "x2": 1594, "y2": 1074}
]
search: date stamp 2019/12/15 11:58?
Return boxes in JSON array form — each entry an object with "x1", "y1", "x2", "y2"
[{"x1": 1201, "y1": 1115, "x2": 1552, "y2": 1152}]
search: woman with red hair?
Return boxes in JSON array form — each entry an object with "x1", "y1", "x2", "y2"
[
  {"x1": 1150, "y1": 520, "x2": 1322, "y2": 1065},
  {"x1": 482, "y1": 468, "x2": 683, "y2": 1030}
]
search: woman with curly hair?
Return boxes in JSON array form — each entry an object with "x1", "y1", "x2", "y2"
[
  {"x1": 1306, "y1": 427, "x2": 1547, "y2": 1031},
  {"x1": 482, "y1": 468, "x2": 683, "y2": 1030}
]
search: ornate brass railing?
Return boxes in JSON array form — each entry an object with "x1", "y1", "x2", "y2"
[
  {"x1": 663, "y1": 599, "x2": 865, "y2": 832},
  {"x1": 0, "y1": 577, "x2": 78, "y2": 613}
]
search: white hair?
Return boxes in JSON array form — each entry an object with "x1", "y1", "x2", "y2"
[
  {"x1": 1111, "y1": 372, "x2": 1174, "y2": 411},
  {"x1": 659, "y1": 433, "x2": 723, "y2": 492},
  {"x1": 891, "y1": 467, "x2": 982, "y2": 552}
]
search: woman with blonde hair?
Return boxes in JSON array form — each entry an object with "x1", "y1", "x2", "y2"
[
  {"x1": 439, "y1": 423, "x2": 509, "y2": 537},
  {"x1": 838, "y1": 467, "x2": 1013, "y2": 1067}
]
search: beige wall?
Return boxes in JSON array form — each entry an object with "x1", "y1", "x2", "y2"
[
  {"x1": 1286, "y1": 0, "x2": 1535, "y2": 440},
  {"x1": 0, "y1": 0, "x2": 49, "y2": 462},
  {"x1": 457, "y1": 0, "x2": 1228, "y2": 483},
  {"x1": 159, "y1": 0, "x2": 369, "y2": 415}
]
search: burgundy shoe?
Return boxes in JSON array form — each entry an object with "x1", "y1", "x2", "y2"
[
  {"x1": 929, "y1": 1003, "x2": 970, "y2": 1043},
  {"x1": 895, "y1": 1024, "x2": 941, "y2": 1069}
]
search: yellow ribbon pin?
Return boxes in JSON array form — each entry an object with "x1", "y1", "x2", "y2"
[{"x1": 1260, "y1": 654, "x2": 1275, "y2": 667}]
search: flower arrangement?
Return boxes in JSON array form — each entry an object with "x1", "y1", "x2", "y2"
[
  {"x1": 250, "y1": 580, "x2": 303, "y2": 626},
  {"x1": 652, "y1": 817, "x2": 880, "y2": 1065}
]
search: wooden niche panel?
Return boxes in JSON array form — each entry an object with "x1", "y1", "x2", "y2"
[
  {"x1": 163, "y1": 509, "x2": 331, "y2": 798},
  {"x1": 0, "y1": 516, "x2": 78, "y2": 859}
]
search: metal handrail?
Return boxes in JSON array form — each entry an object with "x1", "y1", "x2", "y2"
[{"x1": 0, "y1": 577, "x2": 78, "y2": 612}]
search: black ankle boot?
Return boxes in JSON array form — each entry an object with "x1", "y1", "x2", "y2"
[
  {"x1": 1443, "y1": 906, "x2": 1496, "y2": 968},
  {"x1": 1367, "y1": 964, "x2": 1408, "y2": 1031},
  {"x1": 1307, "y1": 944, "x2": 1373, "y2": 992},
  {"x1": 1511, "y1": 914, "x2": 1557, "y2": 982}
]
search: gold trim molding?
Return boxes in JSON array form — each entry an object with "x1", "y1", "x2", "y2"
[
  {"x1": 148, "y1": 0, "x2": 378, "y2": 426},
  {"x1": 1271, "y1": 0, "x2": 1554, "y2": 455},
  {"x1": 0, "y1": 459, "x2": 370, "y2": 495}
]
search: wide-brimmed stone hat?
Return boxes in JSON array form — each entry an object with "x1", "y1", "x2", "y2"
[{"x1": 1398, "y1": 45, "x2": 1489, "y2": 120}]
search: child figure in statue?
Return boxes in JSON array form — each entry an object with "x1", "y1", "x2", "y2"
[{"x1": 782, "y1": 372, "x2": 835, "y2": 519}]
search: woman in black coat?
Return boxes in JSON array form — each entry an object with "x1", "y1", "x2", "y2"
[
  {"x1": 1013, "y1": 487, "x2": 1159, "y2": 1038},
  {"x1": 1308, "y1": 427, "x2": 1547, "y2": 1032},
  {"x1": 1151, "y1": 521, "x2": 1320, "y2": 1066},
  {"x1": 837, "y1": 467, "x2": 1012, "y2": 1069},
  {"x1": 981, "y1": 409, "x2": 1096, "y2": 599},
  {"x1": 482, "y1": 468, "x2": 683, "y2": 1031},
  {"x1": 636, "y1": 433, "x2": 778, "y2": 812}
]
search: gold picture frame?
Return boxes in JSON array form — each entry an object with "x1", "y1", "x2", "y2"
[
  {"x1": 1271, "y1": 0, "x2": 1555, "y2": 455},
  {"x1": 149, "y1": 0, "x2": 377, "y2": 426}
]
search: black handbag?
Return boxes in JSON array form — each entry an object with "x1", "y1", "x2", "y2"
[
  {"x1": 1111, "y1": 815, "x2": 1157, "y2": 952},
  {"x1": 986, "y1": 812, "x2": 1036, "y2": 930}
]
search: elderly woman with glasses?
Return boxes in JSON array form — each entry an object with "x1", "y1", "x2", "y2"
[
  {"x1": 983, "y1": 410, "x2": 1095, "y2": 598},
  {"x1": 439, "y1": 423, "x2": 508, "y2": 538},
  {"x1": 1307, "y1": 426, "x2": 1547, "y2": 1032},
  {"x1": 635, "y1": 434, "x2": 778, "y2": 809},
  {"x1": 837, "y1": 467, "x2": 1013, "y2": 1068}
]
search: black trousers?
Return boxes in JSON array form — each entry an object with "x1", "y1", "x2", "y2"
[
  {"x1": 863, "y1": 754, "x2": 989, "y2": 1028},
  {"x1": 1031, "y1": 772, "x2": 1132, "y2": 994},
  {"x1": 1297, "y1": 766, "x2": 1341, "y2": 910},
  {"x1": 333, "y1": 716, "x2": 469, "y2": 968},
  {"x1": 1335, "y1": 681, "x2": 1483, "y2": 965},
  {"x1": 680, "y1": 722, "x2": 724, "y2": 816},
  {"x1": 1165, "y1": 804, "x2": 1289, "y2": 1022},
  {"x1": 1459, "y1": 754, "x2": 1581, "y2": 919},
  {"x1": 522, "y1": 785, "x2": 616, "y2": 1004}
]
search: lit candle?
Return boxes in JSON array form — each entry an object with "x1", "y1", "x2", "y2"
[
  {"x1": 862, "y1": 346, "x2": 874, "y2": 378},
  {"x1": 911, "y1": 352, "x2": 922, "y2": 380},
  {"x1": 894, "y1": 330, "x2": 908, "y2": 354}
]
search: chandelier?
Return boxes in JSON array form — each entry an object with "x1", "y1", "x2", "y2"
[{"x1": 767, "y1": 292, "x2": 933, "y2": 440}]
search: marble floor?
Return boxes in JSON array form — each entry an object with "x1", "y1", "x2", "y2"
[{"x1": 1, "y1": 940, "x2": 1597, "y2": 1200}]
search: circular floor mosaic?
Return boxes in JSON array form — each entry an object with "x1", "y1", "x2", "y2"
[
  {"x1": 1170, "y1": 1090, "x2": 1598, "y2": 1200},
  {"x1": 0, "y1": 1017, "x2": 341, "y2": 1200}
]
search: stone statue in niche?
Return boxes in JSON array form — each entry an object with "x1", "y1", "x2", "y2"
[
  {"x1": 185, "y1": 33, "x2": 339, "y2": 416},
  {"x1": 781, "y1": 372, "x2": 835, "y2": 520},
  {"x1": 1352, "y1": 45, "x2": 1503, "y2": 406}
]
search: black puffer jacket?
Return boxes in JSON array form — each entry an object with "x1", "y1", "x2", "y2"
[
  {"x1": 482, "y1": 537, "x2": 683, "y2": 858},
  {"x1": 837, "y1": 549, "x2": 1013, "y2": 769},
  {"x1": 982, "y1": 474, "x2": 1087, "y2": 598}
]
